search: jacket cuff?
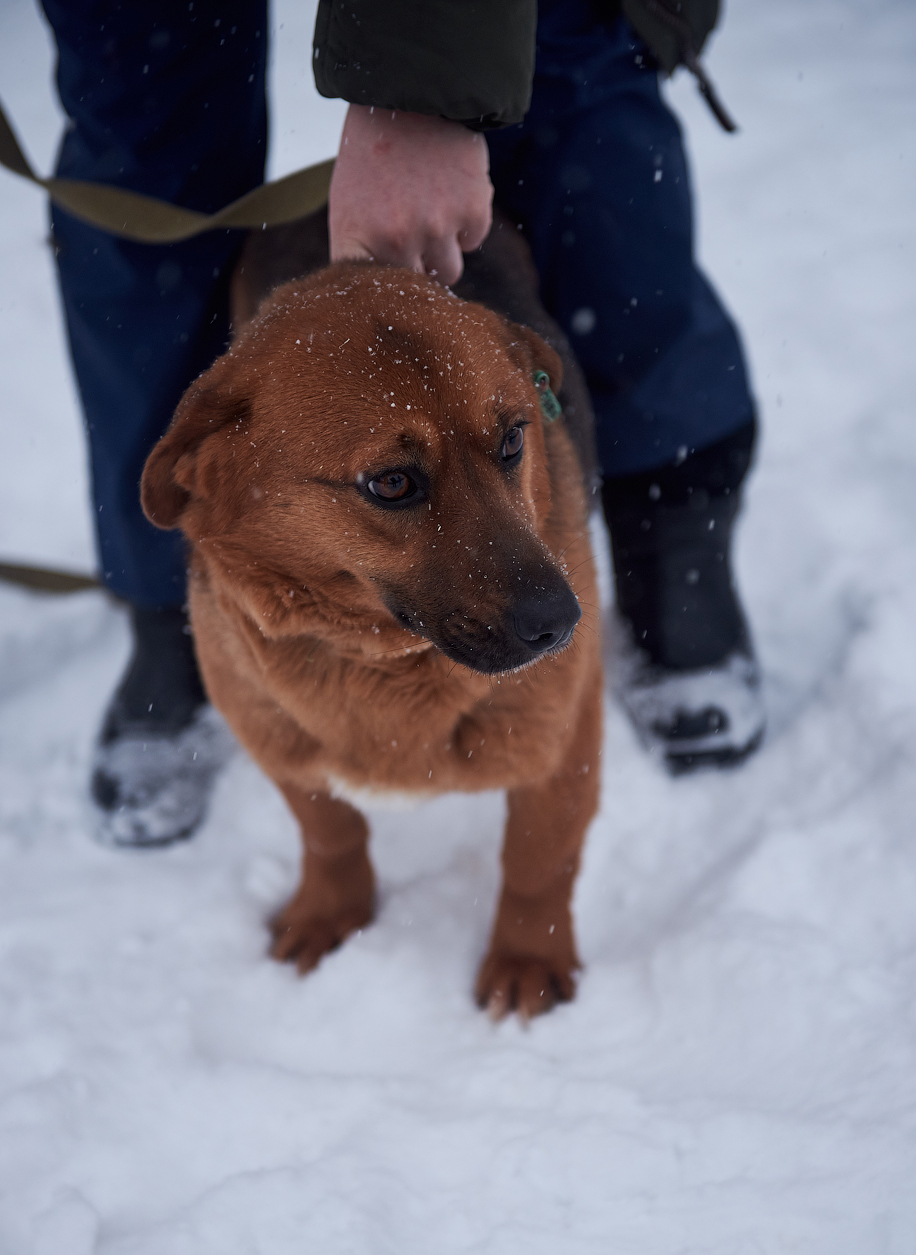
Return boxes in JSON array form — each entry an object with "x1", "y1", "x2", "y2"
[{"x1": 313, "y1": 0, "x2": 537, "y2": 130}]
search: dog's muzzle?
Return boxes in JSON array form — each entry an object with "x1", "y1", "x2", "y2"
[{"x1": 388, "y1": 574, "x2": 582, "y2": 675}]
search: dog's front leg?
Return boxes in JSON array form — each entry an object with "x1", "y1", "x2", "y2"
[
  {"x1": 270, "y1": 784, "x2": 375, "y2": 973},
  {"x1": 476, "y1": 683, "x2": 602, "y2": 1020}
]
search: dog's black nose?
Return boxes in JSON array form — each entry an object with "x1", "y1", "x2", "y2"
[{"x1": 512, "y1": 585, "x2": 581, "y2": 656}]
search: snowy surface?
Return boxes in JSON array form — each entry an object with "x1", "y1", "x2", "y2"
[{"x1": 2, "y1": 1, "x2": 916, "y2": 1251}]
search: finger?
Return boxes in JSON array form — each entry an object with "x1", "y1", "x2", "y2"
[
  {"x1": 457, "y1": 203, "x2": 493, "y2": 255},
  {"x1": 330, "y1": 225, "x2": 430, "y2": 274},
  {"x1": 328, "y1": 234, "x2": 375, "y2": 264},
  {"x1": 421, "y1": 234, "x2": 464, "y2": 287},
  {"x1": 331, "y1": 233, "x2": 429, "y2": 276}
]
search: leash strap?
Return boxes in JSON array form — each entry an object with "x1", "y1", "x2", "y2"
[
  {"x1": 0, "y1": 561, "x2": 99, "y2": 595},
  {"x1": 635, "y1": 0, "x2": 737, "y2": 133},
  {"x1": 0, "y1": 97, "x2": 333, "y2": 244}
]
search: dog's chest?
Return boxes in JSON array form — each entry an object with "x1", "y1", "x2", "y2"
[{"x1": 282, "y1": 647, "x2": 574, "y2": 796}]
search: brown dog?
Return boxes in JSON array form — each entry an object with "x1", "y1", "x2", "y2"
[{"x1": 141, "y1": 254, "x2": 602, "y2": 1019}]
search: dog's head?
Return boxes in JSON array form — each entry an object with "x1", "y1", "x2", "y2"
[{"x1": 142, "y1": 264, "x2": 581, "y2": 674}]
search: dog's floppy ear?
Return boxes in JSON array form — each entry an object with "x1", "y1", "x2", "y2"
[
  {"x1": 141, "y1": 350, "x2": 247, "y2": 530},
  {"x1": 505, "y1": 322, "x2": 564, "y2": 396}
]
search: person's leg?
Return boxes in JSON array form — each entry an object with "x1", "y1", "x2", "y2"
[
  {"x1": 41, "y1": 0, "x2": 268, "y2": 839},
  {"x1": 487, "y1": 1, "x2": 763, "y2": 769},
  {"x1": 43, "y1": 0, "x2": 268, "y2": 603}
]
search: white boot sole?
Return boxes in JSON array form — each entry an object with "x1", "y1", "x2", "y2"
[
  {"x1": 92, "y1": 706, "x2": 235, "y2": 847},
  {"x1": 617, "y1": 647, "x2": 765, "y2": 773}
]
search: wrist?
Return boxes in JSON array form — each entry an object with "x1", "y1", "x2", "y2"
[{"x1": 342, "y1": 105, "x2": 477, "y2": 153}]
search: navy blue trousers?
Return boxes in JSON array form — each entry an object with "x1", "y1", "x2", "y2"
[
  {"x1": 44, "y1": 1, "x2": 752, "y2": 607},
  {"x1": 487, "y1": 2, "x2": 755, "y2": 479},
  {"x1": 42, "y1": 0, "x2": 268, "y2": 606}
]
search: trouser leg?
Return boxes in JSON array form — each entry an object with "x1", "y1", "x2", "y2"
[
  {"x1": 40, "y1": 0, "x2": 268, "y2": 840},
  {"x1": 41, "y1": 0, "x2": 268, "y2": 606},
  {"x1": 486, "y1": 1, "x2": 755, "y2": 480},
  {"x1": 487, "y1": 3, "x2": 763, "y2": 767}
]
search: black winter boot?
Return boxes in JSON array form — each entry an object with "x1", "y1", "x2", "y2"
[
  {"x1": 602, "y1": 421, "x2": 764, "y2": 772},
  {"x1": 91, "y1": 605, "x2": 233, "y2": 846}
]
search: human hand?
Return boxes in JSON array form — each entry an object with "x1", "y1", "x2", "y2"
[{"x1": 329, "y1": 105, "x2": 493, "y2": 287}]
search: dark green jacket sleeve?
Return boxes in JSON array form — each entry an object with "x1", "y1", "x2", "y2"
[{"x1": 312, "y1": 0, "x2": 538, "y2": 130}]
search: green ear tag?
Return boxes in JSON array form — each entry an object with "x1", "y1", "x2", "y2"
[{"x1": 533, "y1": 370, "x2": 562, "y2": 422}]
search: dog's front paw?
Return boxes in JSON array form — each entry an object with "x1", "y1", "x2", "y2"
[
  {"x1": 475, "y1": 951, "x2": 578, "y2": 1021},
  {"x1": 270, "y1": 897, "x2": 373, "y2": 974}
]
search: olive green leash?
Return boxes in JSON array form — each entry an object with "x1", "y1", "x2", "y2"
[
  {"x1": 0, "y1": 562, "x2": 99, "y2": 595},
  {"x1": 0, "y1": 97, "x2": 334, "y2": 244}
]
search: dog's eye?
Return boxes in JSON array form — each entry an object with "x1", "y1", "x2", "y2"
[
  {"x1": 501, "y1": 427, "x2": 525, "y2": 461},
  {"x1": 367, "y1": 470, "x2": 418, "y2": 503}
]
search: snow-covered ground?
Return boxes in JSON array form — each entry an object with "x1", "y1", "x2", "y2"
[{"x1": 2, "y1": 1, "x2": 916, "y2": 1250}]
